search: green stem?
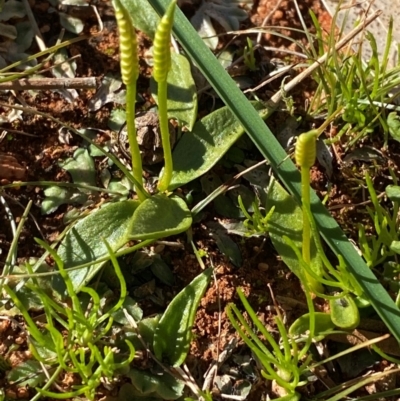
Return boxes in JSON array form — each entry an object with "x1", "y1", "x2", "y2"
[
  {"x1": 31, "y1": 362, "x2": 66, "y2": 401},
  {"x1": 157, "y1": 80, "x2": 173, "y2": 192},
  {"x1": 113, "y1": 0, "x2": 147, "y2": 201},
  {"x1": 126, "y1": 84, "x2": 146, "y2": 201},
  {"x1": 3, "y1": 284, "x2": 45, "y2": 344},
  {"x1": 301, "y1": 167, "x2": 325, "y2": 295},
  {"x1": 301, "y1": 167, "x2": 311, "y2": 265}
]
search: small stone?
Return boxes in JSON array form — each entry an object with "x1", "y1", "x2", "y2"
[
  {"x1": 40, "y1": 25, "x2": 50, "y2": 33},
  {"x1": 153, "y1": 244, "x2": 165, "y2": 254},
  {"x1": 273, "y1": 10, "x2": 284, "y2": 20},
  {"x1": 15, "y1": 336, "x2": 25, "y2": 345},
  {"x1": 258, "y1": 262, "x2": 269, "y2": 271},
  {"x1": 0, "y1": 153, "x2": 26, "y2": 180}
]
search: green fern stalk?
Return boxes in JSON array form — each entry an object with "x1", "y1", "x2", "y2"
[
  {"x1": 154, "y1": 0, "x2": 176, "y2": 192},
  {"x1": 295, "y1": 130, "x2": 324, "y2": 294},
  {"x1": 113, "y1": 0, "x2": 146, "y2": 201}
]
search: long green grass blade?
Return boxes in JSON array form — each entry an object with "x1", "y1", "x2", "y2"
[{"x1": 145, "y1": 0, "x2": 400, "y2": 341}]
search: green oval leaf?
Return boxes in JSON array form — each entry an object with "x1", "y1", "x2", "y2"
[
  {"x1": 128, "y1": 194, "x2": 192, "y2": 240},
  {"x1": 59, "y1": 12, "x2": 84, "y2": 34},
  {"x1": 390, "y1": 240, "x2": 400, "y2": 255},
  {"x1": 119, "y1": 0, "x2": 159, "y2": 38},
  {"x1": 127, "y1": 369, "x2": 184, "y2": 399},
  {"x1": 169, "y1": 102, "x2": 267, "y2": 190},
  {"x1": 330, "y1": 294, "x2": 360, "y2": 330},
  {"x1": 353, "y1": 295, "x2": 371, "y2": 308},
  {"x1": 388, "y1": 112, "x2": 400, "y2": 142},
  {"x1": 266, "y1": 178, "x2": 322, "y2": 280},
  {"x1": 7, "y1": 361, "x2": 46, "y2": 388},
  {"x1": 289, "y1": 312, "x2": 335, "y2": 339},
  {"x1": 60, "y1": 147, "x2": 96, "y2": 186},
  {"x1": 53, "y1": 200, "x2": 139, "y2": 296},
  {"x1": 153, "y1": 268, "x2": 212, "y2": 366},
  {"x1": 386, "y1": 185, "x2": 400, "y2": 202},
  {"x1": 151, "y1": 53, "x2": 197, "y2": 130}
]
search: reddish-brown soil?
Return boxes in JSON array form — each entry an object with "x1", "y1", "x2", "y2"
[{"x1": 1, "y1": 0, "x2": 399, "y2": 399}]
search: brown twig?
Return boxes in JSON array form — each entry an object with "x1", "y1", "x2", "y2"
[
  {"x1": 270, "y1": 9, "x2": 382, "y2": 104},
  {"x1": 0, "y1": 77, "x2": 97, "y2": 90}
]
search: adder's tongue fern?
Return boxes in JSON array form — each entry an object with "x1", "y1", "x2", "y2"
[
  {"x1": 113, "y1": 0, "x2": 176, "y2": 196},
  {"x1": 295, "y1": 130, "x2": 325, "y2": 295},
  {"x1": 154, "y1": 0, "x2": 176, "y2": 192},
  {"x1": 113, "y1": 0, "x2": 147, "y2": 201}
]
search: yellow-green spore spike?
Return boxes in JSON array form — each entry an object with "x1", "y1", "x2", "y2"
[
  {"x1": 113, "y1": 0, "x2": 139, "y2": 86},
  {"x1": 112, "y1": 0, "x2": 147, "y2": 201},
  {"x1": 295, "y1": 129, "x2": 324, "y2": 295},
  {"x1": 153, "y1": 0, "x2": 176, "y2": 83},
  {"x1": 295, "y1": 130, "x2": 317, "y2": 170},
  {"x1": 154, "y1": 0, "x2": 177, "y2": 192}
]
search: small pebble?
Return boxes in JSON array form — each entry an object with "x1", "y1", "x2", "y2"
[
  {"x1": 153, "y1": 244, "x2": 165, "y2": 254},
  {"x1": 258, "y1": 262, "x2": 269, "y2": 271},
  {"x1": 40, "y1": 25, "x2": 50, "y2": 33},
  {"x1": 273, "y1": 10, "x2": 284, "y2": 20}
]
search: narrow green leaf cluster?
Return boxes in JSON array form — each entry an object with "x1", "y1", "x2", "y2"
[
  {"x1": 5, "y1": 240, "x2": 135, "y2": 400},
  {"x1": 358, "y1": 171, "x2": 400, "y2": 270},
  {"x1": 226, "y1": 288, "x2": 311, "y2": 399},
  {"x1": 153, "y1": 0, "x2": 176, "y2": 83},
  {"x1": 114, "y1": 0, "x2": 139, "y2": 85}
]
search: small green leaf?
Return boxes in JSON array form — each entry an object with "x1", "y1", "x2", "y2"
[
  {"x1": 29, "y1": 335, "x2": 57, "y2": 359},
  {"x1": 15, "y1": 21, "x2": 34, "y2": 52},
  {"x1": 41, "y1": 147, "x2": 97, "y2": 214},
  {"x1": 169, "y1": 102, "x2": 267, "y2": 190},
  {"x1": 111, "y1": 296, "x2": 143, "y2": 324},
  {"x1": 14, "y1": 285, "x2": 51, "y2": 313},
  {"x1": 210, "y1": 230, "x2": 242, "y2": 267},
  {"x1": 41, "y1": 186, "x2": 86, "y2": 215},
  {"x1": 390, "y1": 240, "x2": 400, "y2": 254},
  {"x1": 153, "y1": 268, "x2": 212, "y2": 366},
  {"x1": 7, "y1": 361, "x2": 46, "y2": 387},
  {"x1": 127, "y1": 369, "x2": 185, "y2": 399},
  {"x1": 190, "y1": 0, "x2": 248, "y2": 49},
  {"x1": 119, "y1": 0, "x2": 159, "y2": 38},
  {"x1": 330, "y1": 294, "x2": 360, "y2": 329},
  {"x1": 128, "y1": 369, "x2": 158, "y2": 394},
  {"x1": 289, "y1": 312, "x2": 335, "y2": 339},
  {"x1": 53, "y1": 200, "x2": 139, "y2": 297},
  {"x1": 59, "y1": 12, "x2": 84, "y2": 34},
  {"x1": 0, "y1": 354, "x2": 11, "y2": 372},
  {"x1": 88, "y1": 74, "x2": 126, "y2": 111},
  {"x1": 151, "y1": 256, "x2": 175, "y2": 285},
  {"x1": 0, "y1": 0, "x2": 26, "y2": 20},
  {"x1": 128, "y1": 194, "x2": 192, "y2": 240},
  {"x1": 108, "y1": 107, "x2": 126, "y2": 131},
  {"x1": 151, "y1": 53, "x2": 197, "y2": 130},
  {"x1": 60, "y1": 147, "x2": 96, "y2": 187},
  {"x1": 386, "y1": 185, "x2": 400, "y2": 202},
  {"x1": 266, "y1": 178, "x2": 321, "y2": 280},
  {"x1": 134, "y1": 316, "x2": 160, "y2": 350},
  {"x1": 353, "y1": 295, "x2": 371, "y2": 308},
  {"x1": 387, "y1": 112, "x2": 400, "y2": 142}
]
